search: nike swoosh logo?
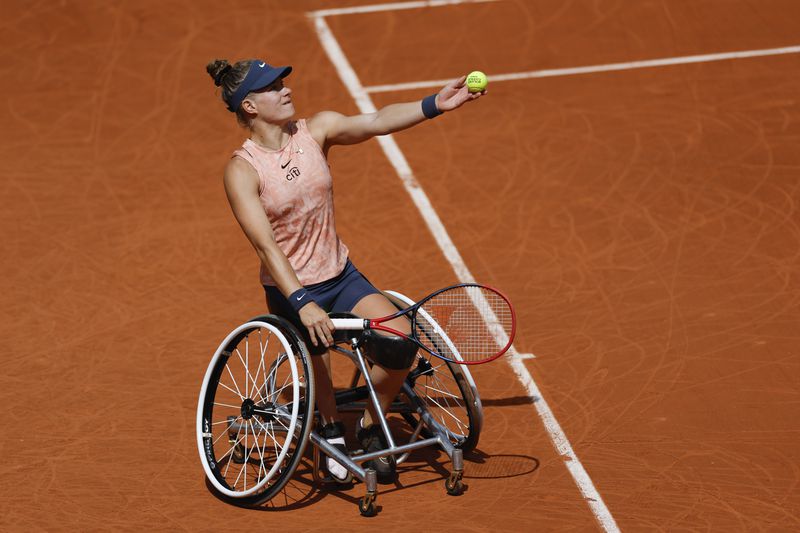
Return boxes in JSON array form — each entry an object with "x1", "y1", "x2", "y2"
[
  {"x1": 296, "y1": 294, "x2": 305, "y2": 301},
  {"x1": 259, "y1": 62, "x2": 265, "y2": 67},
  {"x1": 281, "y1": 160, "x2": 291, "y2": 169}
]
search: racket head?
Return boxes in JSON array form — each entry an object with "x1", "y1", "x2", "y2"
[{"x1": 409, "y1": 283, "x2": 516, "y2": 365}]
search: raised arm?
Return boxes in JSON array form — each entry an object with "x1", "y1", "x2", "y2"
[
  {"x1": 307, "y1": 75, "x2": 485, "y2": 149},
  {"x1": 223, "y1": 158, "x2": 335, "y2": 346}
]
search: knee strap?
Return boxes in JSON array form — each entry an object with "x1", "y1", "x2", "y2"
[{"x1": 358, "y1": 329, "x2": 418, "y2": 370}]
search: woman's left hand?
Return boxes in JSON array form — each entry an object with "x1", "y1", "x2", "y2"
[{"x1": 435, "y1": 75, "x2": 486, "y2": 112}]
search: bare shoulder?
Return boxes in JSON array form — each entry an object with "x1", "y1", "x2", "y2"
[
  {"x1": 306, "y1": 110, "x2": 345, "y2": 146},
  {"x1": 224, "y1": 156, "x2": 259, "y2": 193}
]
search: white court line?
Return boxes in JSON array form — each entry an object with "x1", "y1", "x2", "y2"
[
  {"x1": 365, "y1": 44, "x2": 800, "y2": 93},
  {"x1": 310, "y1": 0, "x2": 497, "y2": 17},
  {"x1": 311, "y1": 10, "x2": 618, "y2": 533}
]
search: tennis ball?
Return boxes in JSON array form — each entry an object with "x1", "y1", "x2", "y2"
[{"x1": 466, "y1": 71, "x2": 488, "y2": 93}]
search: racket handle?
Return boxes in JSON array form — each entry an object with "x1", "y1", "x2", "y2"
[{"x1": 330, "y1": 318, "x2": 366, "y2": 330}]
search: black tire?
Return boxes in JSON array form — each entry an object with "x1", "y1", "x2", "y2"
[{"x1": 196, "y1": 315, "x2": 314, "y2": 506}]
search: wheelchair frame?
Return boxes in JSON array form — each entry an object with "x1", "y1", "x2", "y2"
[{"x1": 196, "y1": 289, "x2": 483, "y2": 516}]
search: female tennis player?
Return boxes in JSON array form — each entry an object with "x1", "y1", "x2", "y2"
[{"x1": 207, "y1": 58, "x2": 486, "y2": 484}]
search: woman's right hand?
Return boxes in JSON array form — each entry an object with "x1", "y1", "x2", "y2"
[{"x1": 299, "y1": 302, "x2": 335, "y2": 348}]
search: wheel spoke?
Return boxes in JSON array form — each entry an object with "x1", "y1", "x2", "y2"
[
  {"x1": 431, "y1": 370, "x2": 468, "y2": 432},
  {"x1": 259, "y1": 328, "x2": 272, "y2": 360},
  {"x1": 213, "y1": 401, "x2": 242, "y2": 410},
  {"x1": 234, "y1": 347, "x2": 247, "y2": 389},
  {"x1": 260, "y1": 355, "x2": 271, "y2": 403},
  {"x1": 270, "y1": 368, "x2": 295, "y2": 400},
  {"x1": 223, "y1": 361, "x2": 244, "y2": 399},
  {"x1": 212, "y1": 416, "x2": 242, "y2": 447},
  {"x1": 222, "y1": 422, "x2": 245, "y2": 478},
  {"x1": 269, "y1": 423, "x2": 283, "y2": 463},
  {"x1": 422, "y1": 389, "x2": 466, "y2": 428},
  {"x1": 272, "y1": 413, "x2": 291, "y2": 432},
  {"x1": 233, "y1": 448, "x2": 247, "y2": 490},
  {"x1": 259, "y1": 331, "x2": 273, "y2": 400},
  {"x1": 235, "y1": 338, "x2": 267, "y2": 404},
  {"x1": 212, "y1": 418, "x2": 238, "y2": 426},
  {"x1": 216, "y1": 380, "x2": 243, "y2": 399},
  {"x1": 420, "y1": 382, "x2": 463, "y2": 401},
  {"x1": 429, "y1": 373, "x2": 463, "y2": 427},
  {"x1": 243, "y1": 418, "x2": 249, "y2": 491},
  {"x1": 246, "y1": 419, "x2": 262, "y2": 484},
  {"x1": 263, "y1": 358, "x2": 282, "y2": 402},
  {"x1": 250, "y1": 352, "x2": 267, "y2": 403},
  {"x1": 244, "y1": 337, "x2": 250, "y2": 399},
  {"x1": 249, "y1": 419, "x2": 268, "y2": 483},
  {"x1": 422, "y1": 357, "x2": 457, "y2": 382}
]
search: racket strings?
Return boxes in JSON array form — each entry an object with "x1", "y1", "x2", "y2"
[{"x1": 415, "y1": 285, "x2": 513, "y2": 363}]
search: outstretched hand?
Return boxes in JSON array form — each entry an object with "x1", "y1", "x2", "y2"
[{"x1": 435, "y1": 75, "x2": 487, "y2": 112}]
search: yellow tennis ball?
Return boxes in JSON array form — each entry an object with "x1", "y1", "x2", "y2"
[{"x1": 466, "y1": 71, "x2": 488, "y2": 93}]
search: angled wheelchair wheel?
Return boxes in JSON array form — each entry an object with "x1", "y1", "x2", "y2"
[
  {"x1": 403, "y1": 355, "x2": 483, "y2": 452},
  {"x1": 383, "y1": 291, "x2": 484, "y2": 453},
  {"x1": 196, "y1": 315, "x2": 314, "y2": 506}
]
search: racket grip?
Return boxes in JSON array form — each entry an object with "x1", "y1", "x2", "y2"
[{"x1": 330, "y1": 318, "x2": 366, "y2": 330}]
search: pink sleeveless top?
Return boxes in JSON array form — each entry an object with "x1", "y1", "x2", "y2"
[{"x1": 232, "y1": 119, "x2": 349, "y2": 286}]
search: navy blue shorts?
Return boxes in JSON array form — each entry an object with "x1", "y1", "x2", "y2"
[{"x1": 264, "y1": 259, "x2": 381, "y2": 355}]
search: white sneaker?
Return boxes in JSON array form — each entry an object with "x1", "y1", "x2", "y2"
[{"x1": 319, "y1": 421, "x2": 350, "y2": 483}]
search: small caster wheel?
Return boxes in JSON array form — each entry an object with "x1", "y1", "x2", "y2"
[
  {"x1": 445, "y1": 475, "x2": 464, "y2": 496},
  {"x1": 359, "y1": 494, "x2": 378, "y2": 517}
]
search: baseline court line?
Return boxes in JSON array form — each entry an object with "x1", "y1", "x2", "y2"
[
  {"x1": 365, "y1": 44, "x2": 800, "y2": 93},
  {"x1": 310, "y1": 0, "x2": 497, "y2": 18},
  {"x1": 311, "y1": 11, "x2": 617, "y2": 533}
]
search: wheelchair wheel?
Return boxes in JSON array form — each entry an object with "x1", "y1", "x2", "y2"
[
  {"x1": 196, "y1": 315, "x2": 314, "y2": 506},
  {"x1": 402, "y1": 355, "x2": 483, "y2": 452},
  {"x1": 383, "y1": 291, "x2": 483, "y2": 453}
]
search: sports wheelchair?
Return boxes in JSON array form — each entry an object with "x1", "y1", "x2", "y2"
[{"x1": 196, "y1": 290, "x2": 484, "y2": 516}]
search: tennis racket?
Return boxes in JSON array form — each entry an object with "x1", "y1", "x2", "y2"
[{"x1": 332, "y1": 283, "x2": 516, "y2": 365}]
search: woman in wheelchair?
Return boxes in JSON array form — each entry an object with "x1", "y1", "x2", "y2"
[{"x1": 207, "y1": 58, "x2": 485, "y2": 484}]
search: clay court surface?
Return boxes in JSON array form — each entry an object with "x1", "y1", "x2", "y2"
[{"x1": 2, "y1": 0, "x2": 799, "y2": 530}]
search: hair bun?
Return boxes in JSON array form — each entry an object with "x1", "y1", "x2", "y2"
[
  {"x1": 214, "y1": 64, "x2": 233, "y2": 86},
  {"x1": 207, "y1": 59, "x2": 233, "y2": 87}
]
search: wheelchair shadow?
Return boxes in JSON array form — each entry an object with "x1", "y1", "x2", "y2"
[
  {"x1": 203, "y1": 416, "x2": 540, "y2": 512},
  {"x1": 393, "y1": 447, "x2": 540, "y2": 485},
  {"x1": 479, "y1": 395, "x2": 538, "y2": 406},
  {"x1": 460, "y1": 449, "x2": 540, "y2": 479},
  {"x1": 202, "y1": 460, "x2": 329, "y2": 512}
]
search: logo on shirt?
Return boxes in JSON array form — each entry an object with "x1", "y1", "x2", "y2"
[
  {"x1": 286, "y1": 167, "x2": 301, "y2": 181},
  {"x1": 280, "y1": 159, "x2": 291, "y2": 169}
]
